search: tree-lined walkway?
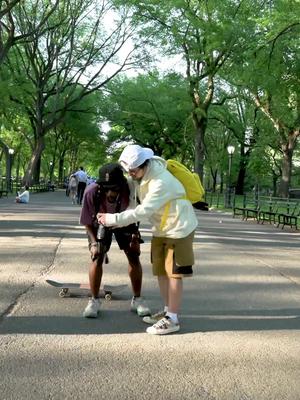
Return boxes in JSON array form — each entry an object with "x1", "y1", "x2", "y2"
[{"x1": 0, "y1": 190, "x2": 300, "y2": 399}]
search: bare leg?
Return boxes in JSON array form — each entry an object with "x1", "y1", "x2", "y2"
[
  {"x1": 89, "y1": 259, "x2": 103, "y2": 298},
  {"x1": 126, "y1": 251, "x2": 142, "y2": 297},
  {"x1": 167, "y1": 277, "x2": 182, "y2": 314},
  {"x1": 158, "y1": 275, "x2": 169, "y2": 306}
]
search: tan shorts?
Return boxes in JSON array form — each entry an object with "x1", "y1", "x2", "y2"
[{"x1": 151, "y1": 231, "x2": 195, "y2": 278}]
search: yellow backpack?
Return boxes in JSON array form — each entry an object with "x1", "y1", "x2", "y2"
[
  {"x1": 166, "y1": 159, "x2": 205, "y2": 203},
  {"x1": 160, "y1": 159, "x2": 205, "y2": 229}
]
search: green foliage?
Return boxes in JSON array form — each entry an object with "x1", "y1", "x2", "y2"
[{"x1": 102, "y1": 71, "x2": 195, "y2": 162}]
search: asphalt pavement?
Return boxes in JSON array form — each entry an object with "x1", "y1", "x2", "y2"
[{"x1": 0, "y1": 189, "x2": 300, "y2": 400}]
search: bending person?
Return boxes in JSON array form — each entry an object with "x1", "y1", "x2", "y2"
[{"x1": 80, "y1": 163, "x2": 150, "y2": 319}]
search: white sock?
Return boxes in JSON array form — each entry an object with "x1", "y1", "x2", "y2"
[
  {"x1": 164, "y1": 306, "x2": 168, "y2": 313},
  {"x1": 166, "y1": 312, "x2": 178, "y2": 324}
]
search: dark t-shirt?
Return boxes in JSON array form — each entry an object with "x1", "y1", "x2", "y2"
[{"x1": 79, "y1": 182, "x2": 130, "y2": 226}]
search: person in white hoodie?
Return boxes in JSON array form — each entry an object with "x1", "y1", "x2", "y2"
[{"x1": 98, "y1": 144, "x2": 198, "y2": 335}]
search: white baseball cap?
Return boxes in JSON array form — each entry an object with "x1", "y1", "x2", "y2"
[{"x1": 119, "y1": 144, "x2": 154, "y2": 171}]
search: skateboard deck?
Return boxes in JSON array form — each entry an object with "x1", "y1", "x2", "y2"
[{"x1": 46, "y1": 279, "x2": 127, "y2": 300}]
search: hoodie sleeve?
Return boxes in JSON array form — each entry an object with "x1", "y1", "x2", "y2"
[{"x1": 104, "y1": 175, "x2": 182, "y2": 227}]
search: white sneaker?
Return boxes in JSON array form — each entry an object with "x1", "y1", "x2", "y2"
[
  {"x1": 130, "y1": 296, "x2": 151, "y2": 317},
  {"x1": 146, "y1": 316, "x2": 180, "y2": 335},
  {"x1": 143, "y1": 310, "x2": 166, "y2": 325},
  {"x1": 83, "y1": 298, "x2": 100, "y2": 318}
]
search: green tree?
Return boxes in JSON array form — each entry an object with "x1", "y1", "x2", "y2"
[
  {"x1": 0, "y1": 0, "x2": 59, "y2": 65},
  {"x1": 226, "y1": 0, "x2": 300, "y2": 197},
  {"x1": 113, "y1": 0, "x2": 260, "y2": 180},
  {"x1": 4, "y1": 0, "x2": 139, "y2": 184},
  {"x1": 104, "y1": 72, "x2": 195, "y2": 163}
]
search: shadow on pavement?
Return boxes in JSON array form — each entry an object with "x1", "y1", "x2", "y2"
[{"x1": 1, "y1": 309, "x2": 300, "y2": 335}]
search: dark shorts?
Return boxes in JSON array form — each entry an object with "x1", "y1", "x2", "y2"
[
  {"x1": 151, "y1": 230, "x2": 195, "y2": 278},
  {"x1": 88, "y1": 224, "x2": 141, "y2": 255}
]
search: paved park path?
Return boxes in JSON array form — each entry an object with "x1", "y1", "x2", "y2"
[{"x1": 0, "y1": 190, "x2": 300, "y2": 400}]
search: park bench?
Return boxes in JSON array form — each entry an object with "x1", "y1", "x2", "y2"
[
  {"x1": 233, "y1": 195, "x2": 300, "y2": 230},
  {"x1": 0, "y1": 189, "x2": 8, "y2": 198},
  {"x1": 277, "y1": 202, "x2": 300, "y2": 230},
  {"x1": 233, "y1": 198, "x2": 259, "y2": 220},
  {"x1": 29, "y1": 183, "x2": 52, "y2": 193},
  {"x1": 257, "y1": 201, "x2": 279, "y2": 224}
]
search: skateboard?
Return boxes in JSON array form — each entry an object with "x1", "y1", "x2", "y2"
[{"x1": 46, "y1": 279, "x2": 127, "y2": 300}]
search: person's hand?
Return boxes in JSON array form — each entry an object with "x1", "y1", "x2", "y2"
[
  {"x1": 97, "y1": 213, "x2": 106, "y2": 226},
  {"x1": 90, "y1": 242, "x2": 99, "y2": 261}
]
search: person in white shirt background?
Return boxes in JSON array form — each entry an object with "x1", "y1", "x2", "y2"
[
  {"x1": 74, "y1": 166, "x2": 88, "y2": 205},
  {"x1": 16, "y1": 185, "x2": 30, "y2": 204}
]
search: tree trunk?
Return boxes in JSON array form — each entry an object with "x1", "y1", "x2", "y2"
[
  {"x1": 278, "y1": 131, "x2": 298, "y2": 197},
  {"x1": 58, "y1": 156, "x2": 65, "y2": 183},
  {"x1": 235, "y1": 167, "x2": 246, "y2": 195},
  {"x1": 272, "y1": 170, "x2": 279, "y2": 197},
  {"x1": 193, "y1": 117, "x2": 207, "y2": 181},
  {"x1": 33, "y1": 157, "x2": 41, "y2": 183},
  {"x1": 23, "y1": 136, "x2": 45, "y2": 185},
  {"x1": 210, "y1": 168, "x2": 217, "y2": 192},
  {"x1": 235, "y1": 150, "x2": 249, "y2": 195}
]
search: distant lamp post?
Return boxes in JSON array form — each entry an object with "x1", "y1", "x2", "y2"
[
  {"x1": 8, "y1": 148, "x2": 15, "y2": 192},
  {"x1": 49, "y1": 161, "x2": 53, "y2": 181},
  {"x1": 227, "y1": 145, "x2": 235, "y2": 183},
  {"x1": 225, "y1": 145, "x2": 235, "y2": 208}
]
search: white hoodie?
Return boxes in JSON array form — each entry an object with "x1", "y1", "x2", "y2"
[{"x1": 104, "y1": 157, "x2": 198, "y2": 238}]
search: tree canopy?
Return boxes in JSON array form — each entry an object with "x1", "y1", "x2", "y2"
[{"x1": 0, "y1": 0, "x2": 299, "y2": 197}]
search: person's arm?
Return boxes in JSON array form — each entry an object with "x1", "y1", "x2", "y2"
[
  {"x1": 98, "y1": 178, "x2": 177, "y2": 227},
  {"x1": 18, "y1": 190, "x2": 27, "y2": 199}
]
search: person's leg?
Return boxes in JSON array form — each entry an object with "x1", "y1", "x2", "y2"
[
  {"x1": 78, "y1": 184, "x2": 82, "y2": 204},
  {"x1": 79, "y1": 182, "x2": 86, "y2": 204},
  {"x1": 88, "y1": 259, "x2": 103, "y2": 298},
  {"x1": 71, "y1": 190, "x2": 76, "y2": 204},
  {"x1": 142, "y1": 238, "x2": 169, "y2": 324},
  {"x1": 157, "y1": 275, "x2": 169, "y2": 307},
  {"x1": 76, "y1": 183, "x2": 82, "y2": 204},
  {"x1": 146, "y1": 234, "x2": 194, "y2": 334},
  {"x1": 83, "y1": 245, "x2": 105, "y2": 318},
  {"x1": 167, "y1": 277, "x2": 182, "y2": 315},
  {"x1": 125, "y1": 251, "x2": 142, "y2": 297},
  {"x1": 125, "y1": 250, "x2": 151, "y2": 316},
  {"x1": 157, "y1": 270, "x2": 184, "y2": 314}
]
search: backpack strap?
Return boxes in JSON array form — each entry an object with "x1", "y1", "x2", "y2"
[{"x1": 160, "y1": 196, "x2": 187, "y2": 231}]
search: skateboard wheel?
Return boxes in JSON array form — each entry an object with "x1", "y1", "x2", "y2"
[
  {"x1": 104, "y1": 292, "x2": 112, "y2": 301},
  {"x1": 59, "y1": 288, "x2": 69, "y2": 298}
]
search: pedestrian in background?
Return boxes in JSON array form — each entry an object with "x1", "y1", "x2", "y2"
[
  {"x1": 68, "y1": 174, "x2": 78, "y2": 205},
  {"x1": 15, "y1": 185, "x2": 30, "y2": 204},
  {"x1": 75, "y1": 166, "x2": 87, "y2": 205}
]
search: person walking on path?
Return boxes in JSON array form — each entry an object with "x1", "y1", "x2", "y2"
[
  {"x1": 15, "y1": 185, "x2": 30, "y2": 204},
  {"x1": 98, "y1": 145, "x2": 198, "y2": 335},
  {"x1": 75, "y1": 166, "x2": 87, "y2": 205},
  {"x1": 80, "y1": 162, "x2": 150, "y2": 319},
  {"x1": 68, "y1": 174, "x2": 78, "y2": 205}
]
